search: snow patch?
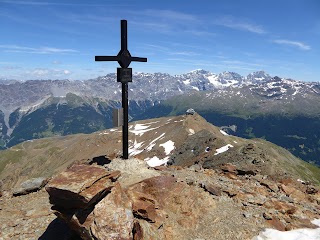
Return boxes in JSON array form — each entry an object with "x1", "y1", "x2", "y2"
[
  {"x1": 189, "y1": 128, "x2": 195, "y2": 134},
  {"x1": 159, "y1": 140, "x2": 175, "y2": 155},
  {"x1": 129, "y1": 140, "x2": 144, "y2": 156},
  {"x1": 183, "y1": 79, "x2": 190, "y2": 85},
  {"x1": 130, "y1": 123, "x2": 160, "y2": 136},
  {"x1": 146, "y1": 133, "x2": 166, "y2": 151},
  {"x1": 253, "y1": 219, "x2": 320, "y2": 240},
  {"x1": 145, "y1": 156, "x2": 169, "y2": 167},
  {"x1": 214, "y1": 144, "x2": 234, "y2": 155},
  {"x1": 220, "y1": 130, "x2": 229, "y2": 136},
  {"x1": 98, "y1": 131, "x2": 109, "y2": 135}
]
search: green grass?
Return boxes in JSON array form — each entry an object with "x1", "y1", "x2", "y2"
[
  {"x1": 0, "y1": 150, "x2": 24, "y2": 174},
  {"x1": 294, "y1": 161, "x2": 320, "y2": 185}
]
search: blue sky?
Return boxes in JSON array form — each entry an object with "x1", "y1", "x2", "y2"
[{"x1": 1, "y1": 0, "x2": 320, "y2": 81}]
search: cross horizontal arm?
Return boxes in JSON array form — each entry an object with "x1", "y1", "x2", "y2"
[
  {"x1": 95, "y1": 56, "x2": 119, "y2": 61},
  {"x1": 131, "y1": 57, "x2": 147, "y2": 62}
]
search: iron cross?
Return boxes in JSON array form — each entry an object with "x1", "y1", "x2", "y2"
[{"x1": 95, "y1": 20, "x2": 147, "y2": 159}]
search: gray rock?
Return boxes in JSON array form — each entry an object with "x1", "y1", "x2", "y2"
[{"x1": 13, "y1": 177, "x2": 48, "y2": 196}]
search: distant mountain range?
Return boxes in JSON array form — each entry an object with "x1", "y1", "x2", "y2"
[{"x1": 0, "y1": 70, "x2": 319, "y2": 165}]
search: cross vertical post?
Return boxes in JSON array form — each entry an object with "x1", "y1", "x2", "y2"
[
  {"x1": 95, "y1": 20, "x2": 147, "y2": 159},
  {"x1": 122, "y1": 82, "x2": 128, "y2": 159}
]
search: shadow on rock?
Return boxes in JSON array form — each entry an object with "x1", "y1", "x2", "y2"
[{"x1": 38, "y1": 218, "x2": 81, "y2": 240}]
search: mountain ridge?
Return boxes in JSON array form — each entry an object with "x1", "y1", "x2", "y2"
[{"x1": 1, "y1": 70, "x2": 319, "y2": 165}]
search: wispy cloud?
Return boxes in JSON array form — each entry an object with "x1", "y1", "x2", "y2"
[
  {"x1": 27, "y1": 68, "x2": 72, "y2": 77},
  {"x1": 272, "y1": 39, "x2": 311, "y2": 50},
  {"x1": 0, "y1": 0, "x2": 130, "y2": 7},
  {"x1": 221, "y1": 60, "x2": 265, "y2": 67},
  {"x1": 131, "y1": 21, "x2": 172, "y2": 33},
  {"x1": 141, "y1": 9, "x2": 197, "y2": 22},
  {"x1": 130, "y1": 9, "x2": 202, "y2": 35},
  {"x1": 0, "y1": 45, "x2": 78, "y2": 54},
  {"x1": 215, "y1": 16, "x2": 266, "y2": 34},
  {"x1": 169, "y1": 51, "x2": 200, "y2": 56},
  {"x1": 142, "y1": 44, "x2": 170, "y2": 52},
  {"x1": 183, "y1": 30, "x2": 216, "y2": 37}
]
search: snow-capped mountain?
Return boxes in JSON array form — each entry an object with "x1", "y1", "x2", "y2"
[
  {"x1": 246, "y1": 71, "x2": 272, "y2": 84},
  {"x1": 0, "y1": 70, "x2": 319, "y2": 168},
  {"x1": 1, "y1": 70, "x2": 318, "y2": 113}
]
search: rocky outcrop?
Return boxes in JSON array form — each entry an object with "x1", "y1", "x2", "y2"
[
  {"x1": 45, "y1": 163, "x2": 218, "y2": 240},
  {"x1": 1, "y1": 157, "x2": 319, "y2": 239}
]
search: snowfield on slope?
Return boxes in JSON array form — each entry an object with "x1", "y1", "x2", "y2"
[{"x1": 253, "y1": 219, "x2": 320, "y2": 240}]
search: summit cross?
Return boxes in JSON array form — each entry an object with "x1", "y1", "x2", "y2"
[{"x1": 95, "y1": 20, "x2": 147, "y2": 159}]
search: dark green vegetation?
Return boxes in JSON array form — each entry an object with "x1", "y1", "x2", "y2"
[
  {"x1": 0, "y1": 111, "x2": 8, "y2": 149},
  {"x1": 7, "y1": 94, "x2": 114, "y2": 147},
  {"x1": 2, "y1": 93, "x2": 154, "y2": 148}
]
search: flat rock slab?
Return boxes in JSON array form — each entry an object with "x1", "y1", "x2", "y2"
[
  {"x1": 46, "y1": 164, "x2": 120, "y2": 210},
  {"x1": 13, "y1": 177, "x2": 48, "y2": 196}
]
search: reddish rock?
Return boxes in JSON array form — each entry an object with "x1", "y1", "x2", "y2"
[
  {"x1": 220, "y1": 163, "x2": 237, "y2": 173},
  {"x1": 280, "y1": 184, "x2": 295, "y2": 195},
  {"x1": 263, "y1": 199, "x2": 296, "y2": 215},
  {"x1": 263, "y1": 212, "x2": 273, "y2": 220},
  {"x1": 253, "y1": 186, "x2": 269, "y2": 196},
  {"x1": 286, "y1": 218, "x2": 319, "y2": 230},
  {"x1": 126, "y1": 176, "x2": 175, "y2": 226},
  {"x1": 223, "y1": 189, "x2": 238, "y2": 198},
  {"x1": 201, "y1": 183, "x2": 222, "y2": 196},
  {"x1": 131, "y1": 195, "x2": 158, "y2": 223},
  {"x1": 153, "y1": 166, "x2": 167, "y2": 171},
  {"x1": 46, "y1": 164, "x2": 120, "y2": 209},
  {"x1": 133, "y1": 221, "x2": 144, "y2": 240},
  {"x1": 132, "y1": 219, "x2": 162, "y2": 240},
  {"x1": 56, "y1": 182, "x2": 134, "y2": 240},
  {"x1": 280, "y1": 178, "x2": 295, "y2": 186},
  {"x1": 280, "y1": 184, "x2": 306, "y2": 201},
  {"x1": 126, "y1": 175, "x2": 216, "y2": 239},
  {"x1": 91, "y1": 183, "x2": 134, "y2": 240},
  {"x1": 267, "y1": 218, "x2": 286, "y2": 231},
  {"x1": 225, "y1": 172, "x2": 238, "y2": 180},
  {"x1": 260, "y1": 180, "x2": 279, "y2": 192}
]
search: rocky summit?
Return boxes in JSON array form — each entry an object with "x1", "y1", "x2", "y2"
[{"x1": 0, "y1": 114, "x2": 319, "y2": 239}]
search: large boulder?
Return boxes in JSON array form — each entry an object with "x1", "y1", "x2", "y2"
[
  {"x1": 46, "y1": 164, "x2": 120, "y2": 210},
  {"x1": 13, "y1": 177, "x2": 48, "y2": 196}
]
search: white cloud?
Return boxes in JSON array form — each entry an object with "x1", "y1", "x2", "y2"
[
  {"x1": 272, "y1": 39, "x2": 311, "y2": 50},
  {"x1": 142, "y1": 9, "x2": 197, "y2": 22},
  {"x1": 169, "y1": 51, "x2": 200, "y2": 56},
  {"x1": 183, "y1": 30, "x2": 216, "y2": 37},
  {"x1": 215, "y1": 16, "x2": 266, "y2": 34},
  {"x1": 0, "y1": 45, "x2": 78, "y2": 54},
  {"x1": 26, "y1": 68, "x2": 72, "y2": 78}
]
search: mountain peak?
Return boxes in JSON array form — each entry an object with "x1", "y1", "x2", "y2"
[{"x1": 188, "y1": 69, "x2": 210, "y2": 74}]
